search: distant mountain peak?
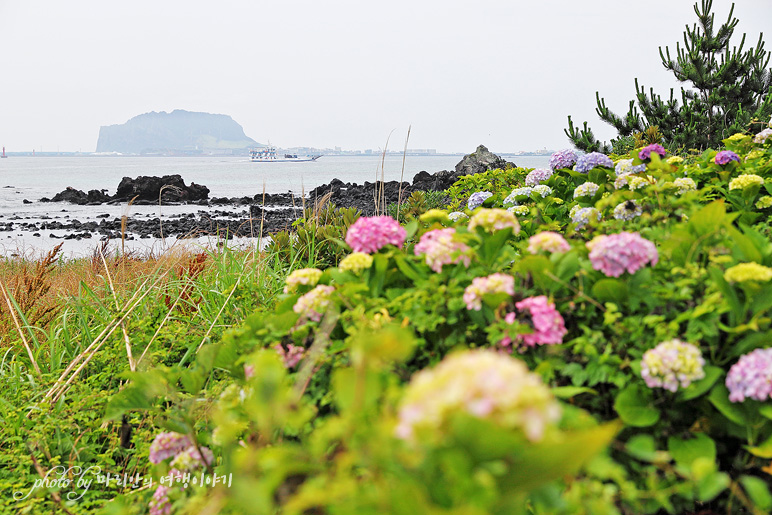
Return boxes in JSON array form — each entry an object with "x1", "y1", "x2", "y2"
[{"x1": 96, "y1": 110, "x2": 259, "y2": 154}]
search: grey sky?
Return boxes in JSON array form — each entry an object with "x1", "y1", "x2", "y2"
[{"x1": 1, "y1": 0, "x2": 770, "y2": 153}]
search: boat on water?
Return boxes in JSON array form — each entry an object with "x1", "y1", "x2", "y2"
[{"x1": 250, "y1": 146, "x2": 321, "y2": 162}]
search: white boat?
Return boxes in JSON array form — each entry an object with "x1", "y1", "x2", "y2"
[{"x1": 250, "y1": 146, "x2": 321, "y2": 162}]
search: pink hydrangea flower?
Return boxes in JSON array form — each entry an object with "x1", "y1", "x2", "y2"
[
  {"x1": 273, "y1": 343, "x2": 305, "y2": 368},
  {"x1": 528, "y1": 232, "x2": 570, "y2": 254},
  {"x1": 149, "y1": 485, "x2": 172, "y2": 515},
  {"x1": 638, "y1": 144, "x2": 666, "y2": 161},
  {"x1": 501, "y1": 296, "x2": 567, "y2": 348},
  {"x1": 293, "y1": 285, "x2": 335, "y2": 322},
  {"x1": 345, "y1": 216, "x2": 406, "y2": 253},
  {"x1": 414, "y1": 228, "x2": 472, "y2": 273},
  {"x1": 726, "y1": 348, "x2": 772, "y2": 402},
  {"x1": 586, "y1": 232, "x2": 658, "y2": 277},
  {"x1": 463, "y1": 273, "x2": 515, "y2": 311},
  {"x1": 149, "y1": 432, "x2": 192, "y2": 464}
]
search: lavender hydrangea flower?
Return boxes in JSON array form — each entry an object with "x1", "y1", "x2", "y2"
[
  {"x1": 503, "y1": 187, "x2": 533, "y2": 206},
  {"x1": 448, "y1": 211, "x2": 468, "y2": 222},
  {"x1": 753, "y1": 128, "x2": 772, "y2": 144},
  {"x1": 468, "y1": 191, "x2": 493, "y2": 210},
  {"x1": 726, "y1": 348, "x2": 772, "y2": 402},
  {"x1": 574, "y1": 152, "x2": 614, "y2": 173},
  {"x1": 532, "y1": 185, "x2": 552, "y2": 197},
  {"x1": 569, "y1": 205, "x2": 601, "y2": 228},
  {"x1": 525, "y1": 168, "x2": 553, "y2": 186},
  {"x1": 573, "y1": 182, "x2": 600, "y2": 199},
  {"x1": 614, "y1": 158, "x2": 647, "y2": 177},
  {"x1": 549, "y1": 149, "x2": 578, "y2": 171},
  {"x1": 149, "y1": 432, "x2": 193, "y2": 464},
  {"x1": 715, "y1": 150, "x2": 740, "y2": 165},
  {"x1": 638, "y1": 144, "x2": 666, "y2": 161},
  {"x1": 613, "y1": 200, "x2": 642, "y2": 221}
]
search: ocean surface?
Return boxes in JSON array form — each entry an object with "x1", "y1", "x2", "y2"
[{"x1": 0, "y1": 154, "x2": 551, "y2": 258}]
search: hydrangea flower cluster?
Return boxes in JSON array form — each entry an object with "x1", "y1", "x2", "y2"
[
  {"x1": 345, "y1": 216, "x2": 406, "y2": 253},
  {"x1": 504, "y1": 187, "x2": 533, "y2": 205},
  {"x1": 626, "y1": 175, "x2": 653, "y2": 191},
  {"x1": 613, "y1": 200, "x2": 642, "y2": 221},
  {"x1": 673, "y1": 177, "x2": 697, "y2": 194},
  {"x1": 448, "y1": 211, "x2": 469, "y2": 222},
  {"x1": 586, "y1": 232, "x2": 658, "y2": 277},
  {"x1": 525, "y1": 168, "x2": 553, "y2": 186},
  {"x1": 640, "y1": 339, "x2": 706, "y2": 392},
  {"x1": 638, "y1": 144, "x2": 666, "y2": 161},
  {"x1": 293, "y1": 285, "x2": 335, "y2": 322},
  {"x1": 508, "y1": 205, "x2": 530, "y2": 216},
  {"x1": 528, "y1": 231, "x2": 570, "y2": 254},
  {"x1": 463, "y1": 273, "x2": 515, "y2": 311},
  {"x1": 533, "y1": 185, "x2": 552, "y2": 197},
  {"x1": 273, "y1": 343, "x2": 305, "y2": 368},
  {"x1": 728, "y1": 174, "x2": 764, "y2": 191},
  {"x1": 419, "y1": 209, "x2": 450, "y2": 224},
  {"x1": 147, "y1": 432, "x2": 214, "y2": 515},
  {"x1": 149, "y1": 432, "x2": 193, "y2": 464},
  {"x1": 723, "y1": 262, "x2": 772, "y2": 283},
  {"x1": 468, "y1": 208, "x2": 520, "y2": 233},
  {"x1": 726, "y1": 348, "x2": 772, "y2": 402},
  {"x1": 549, "y1": 149, "x2": 578, "y2": 171},
  {"x1": 715, "y1": 150, "x2": 740, "y2": 165},
  {"x1": 283, "y1": 268, "x2": 323, "y2": 293},
  {"x1": 574, "y1": 152, "x2": 614, "y2": 173},
  {"x1": 615, "y1": 158, "x2": 647, "y2": 177},
  {"x1": 395, "y1": 350, "x2": 561, "y2": 442},
  {"x1": 573, "y1": 182, "x2": 600, "y2": 199},
  {"x1": 414, "y1": 228, "x2": 472, "y2": 273},
  {"x1": 756, "y1": 196, "x2": 772, "y2": 209},
  {"x1": 468, "y1": 191, "x2": 493, "y2": 210},
  {"x1": 504, "y1": 296, "x2": 567, "y2": 347},
  {"x1": 569, "y1": 205, "x2": 601, "y2": 228},
  {"x1": 666, "y1": 156, "x2": 684, "y2": 165},
  {"x1": 753, "y1": 128, "x2": 772, "y2": 144},
  {"x1": 339, "y1": 252, "x2": 373, "y2": 274}
]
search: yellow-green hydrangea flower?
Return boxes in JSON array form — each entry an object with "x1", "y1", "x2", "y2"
[
  {"x1": 673, "y1": 177, "x2": 697, "y2": 194},
  {"x1": 724, "y1": 263, "x2": 772, "y2": 283},
  {"x1": 419, "y1": 209, "x2": 449, "y2": 224},
  {"x1": 666, "y1": 156, "x2": 684, "y2": 165},
  {"x1": 728, "y1": 174, "x2": 764, "y2": 191},
  {"x1": 468, "y1": 208, "x2": 520, "y2": 234},
  {"x1": 284, "y1": 268, "x2": 323, "y2": 293},
  {"x1": 756, "y1": 196, "x2": 772, "y2": 210},
  {"x1": 339, "y1": 252, "x2": 374, "y2": 274}
]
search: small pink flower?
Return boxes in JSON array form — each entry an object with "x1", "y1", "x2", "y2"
[
  {"x1": 414, "y1": 228, "x2": 472, "y2": 273},
  {"x1": 345, "y1": 216, "x2": 406, "y2": 253},
  {"x1": 586, "y1": 232, "x2": 658, "y2": 277},
  {"x1": 273, "y1": 343, "x2": 305, "y2": 369}
]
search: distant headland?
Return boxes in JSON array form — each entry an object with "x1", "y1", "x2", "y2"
[{"x1": 95, "y1": 110, "x2": 260, "y2": 155}]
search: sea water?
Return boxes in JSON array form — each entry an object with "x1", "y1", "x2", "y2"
[{"x1": 0, "y1": 154, "x2": 551, "y2": 257}]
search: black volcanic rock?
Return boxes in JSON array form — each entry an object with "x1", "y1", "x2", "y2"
[
  {"x1": 50, "y1": 187, "x2": 90, "y2": 205},
  {"x1": 95, "y1": 110, "x2": 259, "y2": 154},
  {"x1": 454, "y1": 145, "x2": 515, "y2": 175},
  {"x1": 114, "y1": 175, "x2": 210, "y2": 202}
]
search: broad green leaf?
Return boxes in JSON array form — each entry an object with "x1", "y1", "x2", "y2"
[
  {"x1": 625, "y1": 434, "x2": 667, "y2": 463},
  {"x1": 552, "y1": 386, "x2": 598, "y2": 399},
  {"x1": 678, "y1": 366, "x2": 723, "y2": 401},
  {"x1": 591, "y1": 278, "x2": 629, "y2": 304},
  {"x1": 745, "y1": 434, "x2": 772, "y2": 458},
  {"x1": 614, "y1": 385, "x2": 660, "y2": 427},
  {"x1": 668, "y1": 434, "x2": 716, "y2": 469},
  {"x1": 740, "y1": 475, "x2": 772, "y2": 510},
  {"x1": 708, "y1": 383, "x2": 747, "y2": 426}
]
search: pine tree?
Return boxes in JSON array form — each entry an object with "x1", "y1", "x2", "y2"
[{"x1": 566, "y1": 0, "x2": 772, "y2": 153}]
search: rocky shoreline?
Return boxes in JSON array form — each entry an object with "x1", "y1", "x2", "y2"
[{"x1": 5, "y1": 146, "x2": 514, "y2": 242}]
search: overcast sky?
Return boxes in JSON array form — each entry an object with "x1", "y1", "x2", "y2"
[{"x1": 1, "y1": 0, "x2": 770, "y2": 154}]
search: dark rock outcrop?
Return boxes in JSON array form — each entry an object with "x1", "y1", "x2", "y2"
[
  {"x1": 114, "y1": 175, "x2": 210, "y2": 202},
  {"x1": 454, "y1": 145, "x2": 515, "y2": 175}
]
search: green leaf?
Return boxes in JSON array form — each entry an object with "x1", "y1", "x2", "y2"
[
  {"x1": 517, "y1": 255, "x2": 556, "y2": 291},
  {"x1": 759, "y1": 404, "x2": 772, "y2": 420},
  {"x1": 614, "y1": 385, "x2": 660, "y2": 427},
  {"x1": 404, "y1": 219, "x2": 419, "y2": 239},
  {"x1": 708, "y1": 383, "x2": 748, "y2": 426},
  {"x1": 740, "y1": 475, "x2": 772, "y2": 510},
  {"x1": 552, "y1": 386, "x2": 598, "y2": 399},
  {"x1": 745, "y1": 434, "x2": 772, "y2": 458},
  {"x1": 625, "y1": 434, "x2": 666, "y2": 462},
  {"x1": 678, "y1": 366, "x2": 723, "y2": 401},
  {"x1": 554, "y1": 250, "x2": 580, "y2": 283},
  {"x1": 592, "y1": 278, "x2": 629, "y2": 305},
  {"x1": 668, "y1": 434, "x2": 716, "y2": 469}
]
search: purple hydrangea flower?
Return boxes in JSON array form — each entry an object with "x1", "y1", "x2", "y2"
[
  {"x1": 715, "y1": 150, "x2": 740, "y2": 166},
  {"x1": 467, "y1": 191, "x2": 493, "y2": 210},
  {"x1": 525, "y1": 168, "x2": 553, "y2": 186},
  {"x1": 638, "y1": 144, "x2": 666, "y2": 161},
  {"x1": 574, "y1": 152, "x2": 614, "y2": 173},
  {"x1": 726, "y1": 348, "x2": 772, "y2": 402},
  {"x1": 549, "y1": 149, "x2": 578, "y2": 171},
  {"x1": 149, "y1": 432, "x2": 192, "y2": 464}
]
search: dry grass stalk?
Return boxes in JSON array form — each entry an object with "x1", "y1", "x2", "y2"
[
  {"x1": 0, "y1": 279, "x2": 41, "y2": 376},
  {"x1": 98, "y1": 249, "x2": 136, "y2": 372},
  {"x1": 121, "y1": 196, "x2": 139, "y2": 256},
  {"x1": 396, "y1": 125, "x2": 412, "y2": 221}
]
